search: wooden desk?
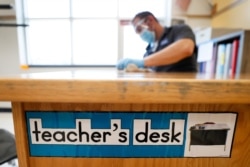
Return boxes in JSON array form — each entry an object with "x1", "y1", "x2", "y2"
[{"x1": 0, "y1": 70, "x2": 250, "y2": 167}]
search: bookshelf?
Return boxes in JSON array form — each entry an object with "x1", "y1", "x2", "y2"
[{"x1": 197, "y1": 29, "x2": 250, "y2": 77}]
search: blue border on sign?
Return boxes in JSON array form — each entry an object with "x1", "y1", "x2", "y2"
[{"x1": 26, "y1": 112, "x2": 188, "y2": 157}]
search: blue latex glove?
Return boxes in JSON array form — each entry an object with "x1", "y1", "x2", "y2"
[{"x1": 117, "y1": 58, "x2": 144, "y2": 70}]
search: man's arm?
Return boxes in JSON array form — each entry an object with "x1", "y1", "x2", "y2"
[{"x1": 144, "y1": 38, "x2": 195, "y2": 67}]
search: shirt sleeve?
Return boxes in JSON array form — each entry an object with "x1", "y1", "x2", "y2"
[{"x1": 173, "y1": 24, "x2": 196, "y2": 43}]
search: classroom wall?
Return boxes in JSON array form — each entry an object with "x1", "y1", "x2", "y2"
[
  {"x1": 0, "y1": 27, "x2": 21, "y2": 75},
  {"x1": 212, "y1": 0, "x2": 250, "y2": 29},
  {"x1": 171, "y1": 0, "x2": 212, "y2": 30}
]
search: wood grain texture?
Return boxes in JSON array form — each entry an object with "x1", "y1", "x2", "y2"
[
  {"x1": 16, "y1": 103, "x2": 249, "y2": 167},
  {"x1": 23, "y1": 102, "x2": 237, "y2": 112},
  {"x1": 11, "y1": 102, "x2": 30, "y2": 167},
  {"x1": 0, "y1": 72, "x2": 250, "y2": 104}
]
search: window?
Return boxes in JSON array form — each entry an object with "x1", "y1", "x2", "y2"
[
  {"x1": 22, "y1": 0, "x2": 169, "y2": 66},
  {"x1": 27, "y1": 20, "x2": 72, "y2": 65},
  {"x1": 72, "y1": 19, "x2": 118, "y2": 65}
]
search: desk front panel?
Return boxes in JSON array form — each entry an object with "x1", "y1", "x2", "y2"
[{"x1": 12, "y1": 103, "x2": 250, "y2": 167}]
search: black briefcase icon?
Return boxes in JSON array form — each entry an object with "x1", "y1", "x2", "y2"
[{"x1": 189, "y1": 122, "x2": 230, "y2": 151}]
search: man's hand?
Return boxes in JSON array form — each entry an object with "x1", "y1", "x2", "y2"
[{"x1": 116, "y1": 58, "x2": 144, "y2": 70}]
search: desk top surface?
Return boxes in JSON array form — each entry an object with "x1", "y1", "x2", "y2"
[
  {"x1": 0, "y1": 70, "x2": 250, "y2": 103},
  {"x1": 1, "y1": 70, "x2": 250, "y2": 80}
]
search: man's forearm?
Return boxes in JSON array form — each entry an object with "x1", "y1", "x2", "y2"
[{"x1": 144, "y1": 39, "x2": 195, "y2": 67}]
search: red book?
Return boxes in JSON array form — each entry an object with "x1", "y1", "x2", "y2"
[{"x1": 230, "y1": 39, "x2": 239, "y2": 77}]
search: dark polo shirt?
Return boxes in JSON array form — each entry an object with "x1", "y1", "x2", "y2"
[{"x1": 144, "y1": 24, "x2": 197, "y2": 72}]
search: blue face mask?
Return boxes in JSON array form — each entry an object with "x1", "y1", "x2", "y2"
[{"x1": 140, "y1": 28, "x2": 155, "y2": 44}]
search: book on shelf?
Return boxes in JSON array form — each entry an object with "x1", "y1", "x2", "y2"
[
  {"x1": 197, "y1": 39, "x2": 240, "y2": 78},
  {"x1": 223, "y1": 43, "x2": 232, "y2": 78},
  {"x1": 197, "y1": 41, "x2": 214, "y2": 73},
  {"x1": 215, "y1": 44, "x2": 226, "y2": 78},
  {"x1": 211, "y1": 44, "x2": 218, "y2": 74},
  {"x1": 200, "y1": 44, "x2": 217, "y2": 74},
  {"x1": 229, "y1": 39, "x2": 240, "y2": 77}
]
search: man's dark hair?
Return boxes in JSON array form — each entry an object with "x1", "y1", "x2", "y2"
[{"x1": 132, "y1": 11, "x2": 159, "y2": 23}]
